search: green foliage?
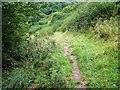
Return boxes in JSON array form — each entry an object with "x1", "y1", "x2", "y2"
[
  {"x1": 71, "y1": 37, "x2": 118, "y2": 88},
  {"x1": 2, "y1": 69, "x2": 33, "y2": 88},
  {"x1": 40, "y1": 2, "x2": 68, "y2": 15},
  {"x1": 2, "y1": 36, "x2": 74, "y2": 88},
  {"x1": 61, "y1": 3, "x2": 78, "y2": 13},
  {"x1": 2, "y1": 2, "x2": 118, "y2": 89},
  {"x1": 92, "y1": 16, "x2": 118, "y2": 40},
  {"x1": 2, "y1": 2, "x2": 42, "y2": 67},
  {"x1": 2, "y1": 2, "x2": 69, "y2": 67},
  {"x1": 47, "y1": 2, "x2": 118, "y2": 32},
  {"x1": 34, "y1": 44, "x2": 74, "y2": 88},
  {"x1": 61, "y1": 17, "x2": 118, "y2": 88}
]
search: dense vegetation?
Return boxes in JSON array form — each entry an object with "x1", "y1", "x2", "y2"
[{"x1": 2, "y1": 2, "x2": 119, "y2": 89}]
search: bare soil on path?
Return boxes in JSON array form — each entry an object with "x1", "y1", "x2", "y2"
[{"x1": 53, "y1": 32, "x2": 88, "y2": 88}]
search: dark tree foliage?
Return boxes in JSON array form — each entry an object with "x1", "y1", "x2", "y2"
[
  {"x1": 2, "y1": 2, "x2": 68, "y2": 69},
  {"x1": 70, "y1": 2, "x2": 118, "y2": 31},
  {"x1": 40, "y1": 2, "x2": 68, "y2": 15},
  {"x1": 2, "y1": 2, "x2": 42, "y2": 69}
]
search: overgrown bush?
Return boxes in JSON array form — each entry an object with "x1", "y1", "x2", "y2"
[
  {"x1": 2, "y1": 33, "x2": 74, "y2": 89},
  {"x1": 69, "y1": 2, "x2": 118, "y2": 31},
  {"x1": 92, "y1": 16, "x2": 118, "y2": 40},
  {"x1": 48, "y1": 2, "x2": 118, "y2": 32},
  {"x1": 2, "y1": 2, "x2": 42, "y2": 68}
]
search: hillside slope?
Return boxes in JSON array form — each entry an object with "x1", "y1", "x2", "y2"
[{"x1": 2, "y1": 2, "x2": 119, "y2": 89}]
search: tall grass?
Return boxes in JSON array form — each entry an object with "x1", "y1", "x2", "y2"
[
  {"x1": 2, "y1": 32, "x2": 74, "y2": 89},
  {"x1": 61, "y1": 17, "x2": 118, "y2": 88},
  {"x1": 47, "y1": 2, "x2": 118, "y2": 32},
  {"x1": 2, "y1": 2, "x2": 118, "y2": 89}
]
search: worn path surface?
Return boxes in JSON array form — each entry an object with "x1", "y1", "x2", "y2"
[{"x1": 53, "y1": 32, "x2": 87, "y2": 88}]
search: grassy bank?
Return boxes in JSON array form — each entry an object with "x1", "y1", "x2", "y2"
[
  {"x1": 60, "y1": 17, "x2": 118, "y2": 88},
  {"x1": 2, "y1": 2, "x2": 118, "y2": 89},
  {"x1": 2, "y1": 33, "x2": 74, "y2": 88}
]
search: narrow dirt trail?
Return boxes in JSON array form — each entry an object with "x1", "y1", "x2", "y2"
[{"x1": 53, "y1": 32, "x2": 87, "y2": 88}]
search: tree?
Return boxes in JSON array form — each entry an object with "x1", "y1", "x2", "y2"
[{"x1": 2, "y1": 2, "x2": 41, "y2": 68}]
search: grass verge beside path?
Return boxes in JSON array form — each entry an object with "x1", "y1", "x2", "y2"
[
  {"x1": 61, "y1": 31, "x2": 118, "y2": 88},
  {"x1": 2, "y1": 31, "x2": 75, "y2": 88}
]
